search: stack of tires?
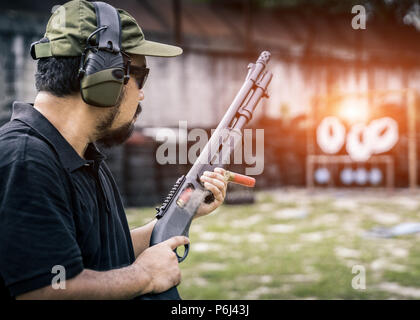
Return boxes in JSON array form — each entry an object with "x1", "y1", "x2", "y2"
[
  {"x1": 123, "y1": 138, "x2": 160, "y2": 207},
  {"x1": 101, "y1": 145, "x2": 126, "y2": 203}
]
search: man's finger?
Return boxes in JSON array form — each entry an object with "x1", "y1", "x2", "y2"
[
  {"x1": 200, "y1": 175, "x2": 226, "y2": 198},
  {"x1": 203, "y1": 172, "x2": 228, "y2": 191},
  {"x1": 203, "y1": 171, "x2": 226, "y2": 183},
  {"x1": 214, "y1": 167, "x2": 226, "y2": 175},
  {"x1": 163, "y1": 236, "x2": 190, "y2": 250},
  {"x1": 200, "y1": 175, "x2": 226, "y2": 191},
  {"x1": 204, "y1": 182, "x2": 223, "y2": 202}
]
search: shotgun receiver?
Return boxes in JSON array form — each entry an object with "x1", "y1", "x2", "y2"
[{"x1": 150, "y1": 51, "x2": 273, "y2": 262}]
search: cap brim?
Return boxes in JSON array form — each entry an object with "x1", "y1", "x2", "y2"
[{"x1": 125, "y1": 40, "x2": 183, "y2": 57}]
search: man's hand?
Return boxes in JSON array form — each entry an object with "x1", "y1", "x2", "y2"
[
  {"x1": 196, "y1": 167, "x2": 227, "y2": 218},
  {"x1": 134, "y1": 236, "x2": 189, "y2": 294}
]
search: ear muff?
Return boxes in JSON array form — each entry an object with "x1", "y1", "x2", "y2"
[
  {"x1": 80, "y1": 49, "x2": 125, "y2": 107},
  {"x1": 78, "y1": 2, "x2": 128, "y2": 108}
]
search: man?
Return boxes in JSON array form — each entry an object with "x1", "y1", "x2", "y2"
[{"x1": 0, "y1": 0, "x2": 228, "y2": 300}]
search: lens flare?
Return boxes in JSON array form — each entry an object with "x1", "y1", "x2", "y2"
[{"x1": 338, "y1": 98, "x2": 369, "y2": 124}]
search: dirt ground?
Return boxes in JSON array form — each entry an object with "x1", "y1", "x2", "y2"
[{"x1": 126, "y1": 188, "x2": 420, "y2": 299}]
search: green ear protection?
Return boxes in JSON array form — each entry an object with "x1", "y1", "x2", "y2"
[{"x1": 78, "y1": 1, "x2": 130, "y2": 107}]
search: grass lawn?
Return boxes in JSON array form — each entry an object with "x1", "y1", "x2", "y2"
[{"x1": 126, "y1": 188, "x2": 420, "y2": 299}]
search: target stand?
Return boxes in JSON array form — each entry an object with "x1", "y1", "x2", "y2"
[
  {"x1": 306, "y1": 89, "x2": 418, "y2": 190},
  {"x1": 306, "y1": 155, "x2": 394, "y2": 190}
]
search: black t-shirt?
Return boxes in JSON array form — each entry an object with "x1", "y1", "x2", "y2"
[{"x1": 0, "y1": 102, "x2": 135, "y2": 299}]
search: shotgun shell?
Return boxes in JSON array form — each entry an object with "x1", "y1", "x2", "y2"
[
  {"x1": 224, "y1": 171, "x2": 256, "y2": 188},
  {"x1": 176, "y1": 187, "x2": 194, "y2": 207}
]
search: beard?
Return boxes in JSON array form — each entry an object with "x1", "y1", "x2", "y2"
[{"x1": 96, "y1": 102, "x2": 142, "y2": 148}]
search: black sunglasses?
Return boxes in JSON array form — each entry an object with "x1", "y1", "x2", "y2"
[
  {"x1": 121, "y1": 52, "x2": 149, "y2": 90},
  {"x1": 129, "y1": 65, "x2": 149, "y2": 90}
]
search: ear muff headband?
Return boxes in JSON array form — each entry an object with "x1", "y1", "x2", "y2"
[{"x1": 79, "y1": 1, "x2": 130, "y2": 107}]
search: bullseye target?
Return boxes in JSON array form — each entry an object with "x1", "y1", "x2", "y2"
[
  {"x1": 316, "y1": 117, "x2": 346, "y2": 154},
  {"x1": 314, "y1": 167, "x2": 330, "y2": 184}
]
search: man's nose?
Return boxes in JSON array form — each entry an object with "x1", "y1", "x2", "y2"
[{"x1": 139, "y1": 90, "x2": 144, "y2": 101}]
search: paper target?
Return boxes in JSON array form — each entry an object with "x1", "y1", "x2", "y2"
[
  {"x1": 369, "y1": 167, "x2": 383, "y2": 185},
  {"x1": 354, "y1": 167, "x2": 368, "y2": 185},
  {"x1": 340, "y1": 168, "x2": 354, "y2": 185},
  {"x1": 314, "y1": 167, "x2": 330, "y2": 184},
  {"x1": 346, "y1": 124, "x2": 371, "y2": 162},
  {"x1": 368, "y1": 117, "x2": 398, "y2": 154},
  {"x1": 316, "y1": 117, "x2": 398, "y2": 161},
  {"x1": 316, "y1": 117, "x2": 346, "y2": 154}
]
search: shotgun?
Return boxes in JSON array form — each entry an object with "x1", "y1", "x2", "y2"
[{"x1": 150, "y1": 51, "x2": 273, "y2": 262}]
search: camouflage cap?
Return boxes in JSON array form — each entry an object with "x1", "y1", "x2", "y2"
[{"x1": 31, "y1": 0, "x2": 182, "y2": 59}]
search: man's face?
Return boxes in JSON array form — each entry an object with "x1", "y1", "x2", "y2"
[{"x1": 95, "y1": 55, "x2": 146, "y2": 147}]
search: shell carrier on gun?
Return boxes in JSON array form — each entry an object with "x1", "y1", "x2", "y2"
[{"x1": 151, "y1": 51, "x2": 273, "y2": 263}]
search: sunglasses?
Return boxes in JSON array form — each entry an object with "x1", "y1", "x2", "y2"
[
  {"x1": 121, "y1": 52, "x2": 149, "y2": 90},
  {"x1": 127, "y1": 64, "x2": 149, "y2": 90}
]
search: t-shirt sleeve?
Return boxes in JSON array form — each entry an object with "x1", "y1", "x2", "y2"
[{"x1": 0, "y1": 159, "x2": 84, "y2": 297}]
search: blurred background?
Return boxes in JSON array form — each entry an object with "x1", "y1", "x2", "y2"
[{"x1": 2, "y1": 0, "x2": 420, "y2": 299}]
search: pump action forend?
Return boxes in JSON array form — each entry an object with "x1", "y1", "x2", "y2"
[{"x1": 150, "y1": 51, "x2": 273, "y2": 263}]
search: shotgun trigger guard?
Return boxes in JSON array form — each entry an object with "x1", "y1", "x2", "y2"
[{"x1": 175, "y1": 243, "x2": 190, "y2": 262}]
